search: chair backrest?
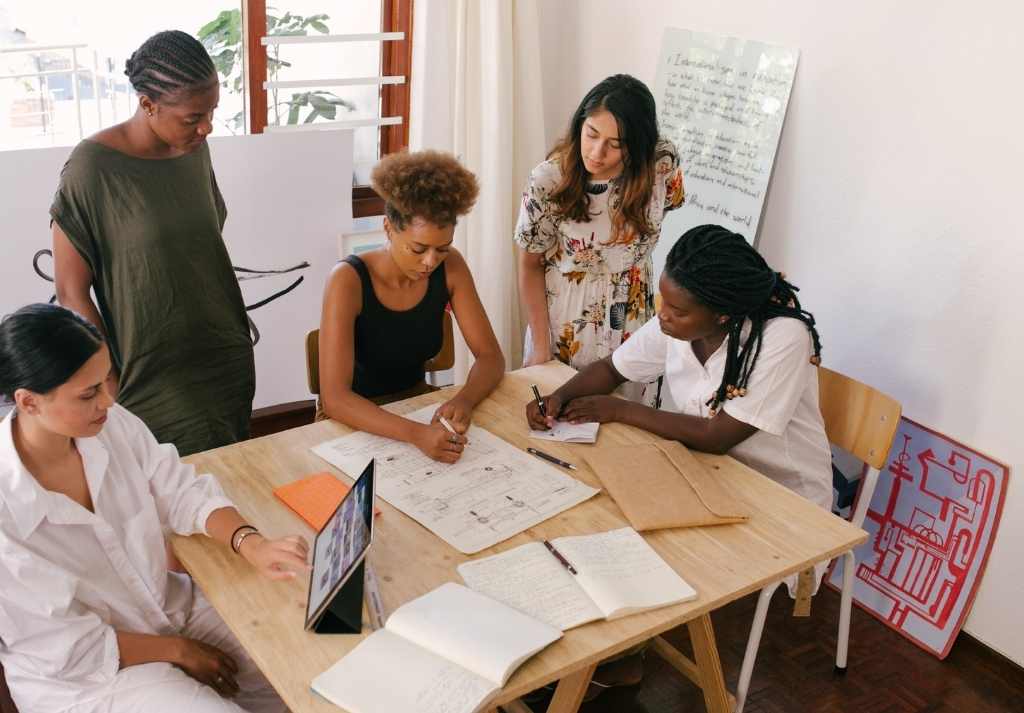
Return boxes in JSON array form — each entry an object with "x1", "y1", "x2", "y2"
[
  {"x1": 305, "y1": 311, "x2": 455, "y2": 395},
  {"x1": 424, "y1": 310, "x2": 455, "y2": 373},
  {"x1": 817, "y1": 366, "x2": 901, "y2": 470},
  {"x1": 305, "y1": 329, "x2": 321, "y2": 395}
]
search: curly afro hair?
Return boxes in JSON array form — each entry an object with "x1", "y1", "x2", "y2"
[{"x1": 371, "y1": 150, "x2": 479, "y2": 230}]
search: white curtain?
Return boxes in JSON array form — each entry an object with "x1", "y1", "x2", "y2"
[{"x1": 410, "y1": 0, "x2": 546, "y2": 381}]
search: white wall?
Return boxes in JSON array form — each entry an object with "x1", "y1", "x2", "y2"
[{"x1": 535, "y1": 0, "x2": 1024, "y2": 664}]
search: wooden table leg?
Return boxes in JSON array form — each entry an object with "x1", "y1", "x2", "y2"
[
  {"x1": 500, "y1": 700, "x2": 534, "y2": 713},
  {"x1": 687, "y1": 613, "x2": 732, "y2": 713},
  {"x1": 546, "y1": 663, "x2": 598, "y2": 713}
]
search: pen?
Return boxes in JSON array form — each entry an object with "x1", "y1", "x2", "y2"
[
  {"x1": 543, "y1": 540, "x2": 578, "y2": 575},
  {"x1": 364, "y1": 563, "x2": 386, "y2": 630},
  {"x1": 526, "y1": 447, "x2": 577, "y2": 471},
  {"x1": 530, "y1": 384, "x2": 547, "y2": 418},
  {"x1": 438, "y1": 416, "x2": 469, "y2": 444}
]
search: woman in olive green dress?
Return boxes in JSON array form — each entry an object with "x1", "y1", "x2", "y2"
[{"x1": 50, "y1": 30, "x2": 254, "y2": 456}]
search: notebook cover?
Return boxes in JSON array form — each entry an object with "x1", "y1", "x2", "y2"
[{"x1": 274, "y1": 472, "x2": 379, "y2": 531}]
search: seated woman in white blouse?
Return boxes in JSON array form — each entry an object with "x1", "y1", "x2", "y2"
[
  {"x1": 527, "y1": 224, "x2": 833, "y2": 511},
  {"x1": 0, "y1": 304, "x2": 309, "y2": 713}
]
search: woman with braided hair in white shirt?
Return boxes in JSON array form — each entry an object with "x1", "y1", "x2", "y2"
[
  {"x1": 0, "y1": 304, "x2": 308, "y2": 713},
  {"x1": 525, "y1": 224, "x2": 833, "y2": 700},
  {"x1": 527, "y1": 224, "x2": 833, "y2": 509}
]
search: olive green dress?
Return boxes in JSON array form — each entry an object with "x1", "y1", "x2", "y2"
[{"x1": 50, "y1": 140, "x2": 255, "y2": 456}]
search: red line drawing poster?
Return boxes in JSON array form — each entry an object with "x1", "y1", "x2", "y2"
[{"x1": 827, "y1": 417, "x2": 1009, "y2": 658}]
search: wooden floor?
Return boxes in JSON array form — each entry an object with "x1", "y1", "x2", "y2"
[{"x1": 528, "y1": 585, "x2": 1024, "y2": 713}]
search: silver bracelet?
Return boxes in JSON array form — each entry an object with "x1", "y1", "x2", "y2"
[
  {"x1": 234, "y1": 528, "x2": 261, "y2": 555},
  {"x1": 231, "y1": 525, "x2": 258, "y2": 553}
]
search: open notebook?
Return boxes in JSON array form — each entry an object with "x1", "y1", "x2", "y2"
[
  {"x1": 528, "y1": 420, "x2": 600, "y2": 444},
  {"x1": 311, "y1": 583, "x2": 561, "y2": 713},
  {"x1": 458, "y1": 527, "x2": 697, "y2": 631}
]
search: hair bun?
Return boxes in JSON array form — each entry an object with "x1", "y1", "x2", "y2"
[{"x1": 124, "y1": 52, "x2": 136, "y2": 78}]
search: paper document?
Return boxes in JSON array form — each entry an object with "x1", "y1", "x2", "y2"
[
  {"x1": 529, "y1": 421, "x2": 600, "y2": 444},
  {"x1": 311, "y1": 405, "x2": 599, "y2": 553}
]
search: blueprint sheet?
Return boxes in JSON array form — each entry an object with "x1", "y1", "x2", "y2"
[{"x1": 311, "y1": 405, "x2": 599, "y2": 553}]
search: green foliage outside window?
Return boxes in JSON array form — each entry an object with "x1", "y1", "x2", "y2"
[{"x1": 198, "y1": 8, "x2": 356, "y2": 132}]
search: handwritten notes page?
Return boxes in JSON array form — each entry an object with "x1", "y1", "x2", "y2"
[
  {"x1": 311, "y1": 404, "x2": 599, "y2": 554},
  {"x1": 457, "y1": 542, "x2": 605, "y2": 631},
  {"x1": 459, "y1": 528, "x2": 697, "y2": 631},
  {"x1": 653, "y1": 28, "x2": 799, "y2": 243},
  {"x1": 312, "y1": 584, "x2": 561, "y2": 713},
  {"x1": 556, "y1": 527, "x2": 697, "y2": 620},
  {"x1": 529, "y1": 420, "x2": 600, "y2": 444}
]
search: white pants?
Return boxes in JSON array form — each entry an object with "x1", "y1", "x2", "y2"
[{"x1": 66, "y1": 591, "x2": 286, "y2": 713}]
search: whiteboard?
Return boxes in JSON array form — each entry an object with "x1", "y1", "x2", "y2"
[
  {"x1": 651, "y1": 28, "x2": 799, "y2": 277},
  {"x1": 0, "y1": 130, "x2": 353, "y2": 410}
]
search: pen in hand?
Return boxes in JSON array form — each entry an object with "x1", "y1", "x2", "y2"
[
  {"x1": 530, "y1": 383, "x2": 548, "y2": 419},
  {"x1": 439, "y1": 416, "x2": 469, "y2": 445}
]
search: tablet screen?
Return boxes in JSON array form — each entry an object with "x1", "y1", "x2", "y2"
[{"x1": 305, "y1": 460, "x2": 375, "y2": 628}]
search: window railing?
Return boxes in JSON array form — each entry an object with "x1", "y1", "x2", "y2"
[{"x1": 0, "y1": 42, "x2": 134, "y2": 148}]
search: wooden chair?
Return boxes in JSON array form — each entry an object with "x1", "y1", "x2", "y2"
[
  {"x1": 733, "y1": 366, "x2": 901, "y2": 712},
  {"x1": 305, "y1": 310, "x2": 456, "y2": 397}
]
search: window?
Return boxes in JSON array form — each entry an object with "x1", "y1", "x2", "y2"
[
  {"x1": 1, "y1": 1, "x2": 414, "y2": 215},
  {"x1": 0, "y1": 1, "x2": 246, "y2": 149},
  {"x1": 244, "y1": 0, "x2": 412, "y2": 216}
]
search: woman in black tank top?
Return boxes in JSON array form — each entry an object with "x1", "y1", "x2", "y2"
[{"x1": 318, "y1": 151, "x2": 505, "y2": 463}]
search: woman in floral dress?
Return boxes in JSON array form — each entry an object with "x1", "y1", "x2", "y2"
[{"x1": 516, "y1": 74, "x2": 685, "y2": 400}]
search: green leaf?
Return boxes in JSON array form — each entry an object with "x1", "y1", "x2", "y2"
[
  {"x1": 198, "y1": 15, "x2": 225, "y2": 39},
  {"x1": 309, "y1": 20, "x2": 329, "y2": 34},
  {"x1": 286, "y1": 92, "x2": 308, "y2": 124}
]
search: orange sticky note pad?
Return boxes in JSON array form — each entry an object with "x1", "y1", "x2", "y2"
[{"x1": 273, "y1": 472, "x2": 380, "y2": 531}]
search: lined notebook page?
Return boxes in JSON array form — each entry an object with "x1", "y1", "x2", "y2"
[
  {"x1": 387, "y1": 583, "x2": 562, "y2": 685},
  {"x1": 311, "y1": 629, "x2": 494, "y2": 713},
  {"x1": 458, "y1": 543, "x2": 604, "y2": 631},
  {"x1": 554, "y1": 527, "x2": 697, "y2": 619}
]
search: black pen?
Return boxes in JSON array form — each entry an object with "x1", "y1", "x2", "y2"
[
  {"x1": 527, "y1": 447, "x2": 577, "y2": 471},
  {"x1": 543, "y1": 539, "x2": 578, "y2": 575},
  {"x1": 530, "y1": 383, "x2": 547, "y2": 418}
]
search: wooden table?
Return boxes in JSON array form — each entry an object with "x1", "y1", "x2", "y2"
[{"x1": 174, "y1": 363, "x2": 867, "y2": 713}]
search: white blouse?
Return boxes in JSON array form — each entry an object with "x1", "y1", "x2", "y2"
[
  {"x1": 0, "y1": 404, "x2": 234, "y2": 712},
  {"x1": 612, "y1": 316, "x2": 834, "y2": 509}
]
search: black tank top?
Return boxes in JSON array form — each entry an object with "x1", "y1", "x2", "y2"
[{"x1": 344, "y1": 254, "x2": 449, "y2": 398}]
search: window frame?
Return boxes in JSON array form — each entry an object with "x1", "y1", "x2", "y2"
[{"x1": 242, "y1": 0, "x2": 413, "y2": 217}]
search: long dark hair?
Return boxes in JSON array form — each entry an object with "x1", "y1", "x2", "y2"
[
  {"x1": 548, "y1": 74, "x2": 667, "y2": 241},
  {"x1": 665, "y1": 225, "x2": 822, "y2": 415},
  {"x1": 0, "y1": 304, "x2": 104, "y2": 398},
  {"x1": 125, "y1": 30, "x2": 217, "y2": 102}
]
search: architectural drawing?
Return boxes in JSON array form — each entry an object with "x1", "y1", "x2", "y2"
[
  {"x1": 312, "y1": 405, "x2": 599, "y2": 554},
  {"x1": 826, "y1": 417, "x2": 1008, "y2": 658}
]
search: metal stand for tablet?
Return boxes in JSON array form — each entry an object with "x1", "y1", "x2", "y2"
[{"x1": 311, "y1": 561, "x2": 365, "y2": 634}]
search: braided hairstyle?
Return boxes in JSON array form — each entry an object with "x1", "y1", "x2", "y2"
[
  {"x1": 125, "y1": 30, "x2": 216, "y2": 103},
  {"x1": 664, "y1": 224, "x2": 822, "y2": 415}
]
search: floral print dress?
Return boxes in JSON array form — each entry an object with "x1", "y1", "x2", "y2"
[{"x1": 515, "y1": 139, "x2": 685, "y2": 398}]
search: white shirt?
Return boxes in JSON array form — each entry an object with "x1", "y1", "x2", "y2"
[
  {"x1": 0, "y1": 404, "x2": 234, "y2": 713},
  {"x1": 612, "y1": 316, "x2": 833, "y2": 509}
]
